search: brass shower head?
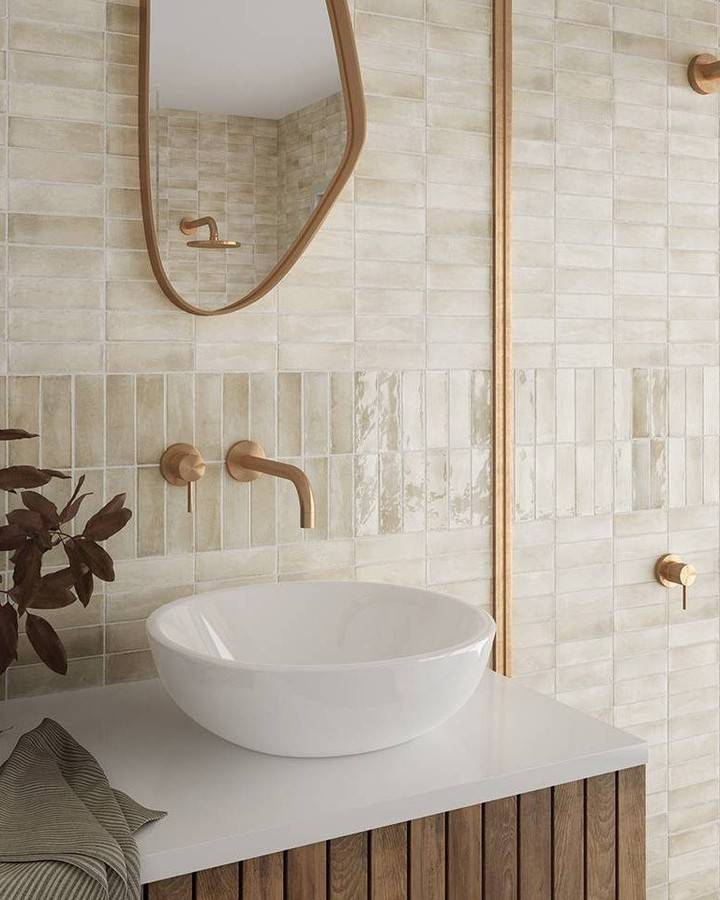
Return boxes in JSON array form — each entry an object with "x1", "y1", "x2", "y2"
[{"x1": 180, "y1": 216, "x2": 241, "y2": 249}]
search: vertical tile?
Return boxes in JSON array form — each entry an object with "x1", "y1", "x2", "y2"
[
  {"x1": 40, "y1": 375, "x2": 71, "y2": 469},
  {"x1": 75, "y1": 375, "x2": 103, "y2": 468},
  {"x1": 8, "y1": 376, "x2": 39, "y2": 465},
  {"x1": 166, "y1": 373, "x2": 194, "y2": 446},
  {"x1": 330, "y1": 372, "x2": 353, "y2": 454},
  {"x1": 195, "y1": 374, "x2": 222, "y2": 461},
  {"x1": 304, "y1": 372, "x2": 329, "y2": 457},
  {"x1": 136, "y1": 375, "x2": 164, "y2": 466},
  {"x1": 278, "y1": 373, "x2": 301, "y2": 457},
  {"x1": 107, "y1": 374, "x2": 134, "y2": 466},
  {"x1": 136, "y1": 466, "x2": 164, "y2": 557}
]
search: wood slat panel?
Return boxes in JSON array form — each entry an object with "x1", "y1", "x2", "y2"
[
  {"x1": 553, "y1": 781, "x2": 584, "y2": 900},
  {"x1": 147, "y1": 875, "x2": 192, "y2": 900},
  {"x1": 243, "y1": 852, "x2": 284, "y2": 900},
  {"x1": 286, "y1": 842, "x2": 327, "y2": 900},
  {"x1": 586, "y1": 774, "x2": 616, "y2": 900},
  {"x1": 618, "y1": 767, "x2": 646, "y2": 900},
  {"x1": 147, "y1": 771, "x2": 645, "y2": 900},
  {"x1": 329, "y1": 832, "x2": 368, "y2": 900},
  {"x1": 410, "y1": 815, "x2": 445, "y2": 900},
  {"x1": 447, "y1": 805, "x2": 482, "y2": 900},
  {"x1": 519, "y1": 789, "x2": 551, "y2": 900},
  {"x1": 483, "y1": 796, "x2": 517, "y2": 900},
  {"x1": 195, "y1": 863, "x2": 239, "y2": 900},
  {"x1": 369, "y1": 823, "x2": 407, "y2": 900}
]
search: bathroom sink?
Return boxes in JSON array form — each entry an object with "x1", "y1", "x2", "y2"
[{"x1": 146, "y1": 581, "x2": 495, "y2": 757}]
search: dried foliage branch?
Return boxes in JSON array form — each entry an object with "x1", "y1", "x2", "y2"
[{"x1": 0, "y1": 429, "x2": 132, "y2": 676}]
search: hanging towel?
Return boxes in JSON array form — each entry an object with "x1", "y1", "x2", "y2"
[{"x1": 0, "y1": 717, "x2": 165, "y2": 900}]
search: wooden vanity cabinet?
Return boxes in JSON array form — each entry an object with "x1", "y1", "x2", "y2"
[{"x1": 146, "y1": 765, "x2": 645, "y2": 900}]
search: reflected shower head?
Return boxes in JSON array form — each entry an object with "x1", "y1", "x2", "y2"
[
  {"x1": 186, "y1": 239, "x2": 242, "y2": 249},
  {"x1": 180, "y1": 216, "x2": 241, "y2": 249}
]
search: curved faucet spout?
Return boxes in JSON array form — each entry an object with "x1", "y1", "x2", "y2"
[
  {"x1": 226, "y1": 441, "x2": 315, "y2": 529},
  {"x1": 239, "y1": 455, "x2": 315, "y2": 529}
]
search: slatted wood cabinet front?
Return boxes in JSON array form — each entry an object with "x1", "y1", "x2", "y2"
[{"x1": 146, "y1": 766, "x2": 645, "y2": 900}]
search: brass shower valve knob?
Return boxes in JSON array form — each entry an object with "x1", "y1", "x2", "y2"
[
  {"x1": 688, "y1": 54, "x2": 720, "y2": 95},
  {"x1": 160, "y1": 443, "x2": 206, "y2": 513},
  {"x1": 655, "y1": 555, "x2": 696, "y2": 611}
]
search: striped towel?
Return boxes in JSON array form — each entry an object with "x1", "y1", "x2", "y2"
[{"x1": 0, "y1": 718, "x2": 165, "y2": 900}]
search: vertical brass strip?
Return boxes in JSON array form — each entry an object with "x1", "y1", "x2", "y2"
[{"x1": 492, "y1": 0, "x2": 513, "y2": 676}]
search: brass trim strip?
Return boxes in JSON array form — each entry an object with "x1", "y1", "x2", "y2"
[
  {"x1": 137, "y1": 0, "x2": 366, "y2": 317},
  {"x1": 492, "y1": 0, "x2": 513, "y2": 676}
]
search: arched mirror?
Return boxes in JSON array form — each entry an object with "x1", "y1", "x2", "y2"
[{"x1": 138, "y1": 0, "x2": 366, "y2": 316}]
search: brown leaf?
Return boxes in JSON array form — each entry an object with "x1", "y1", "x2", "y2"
[
  {"x1": 76, "y1": 538, "x2": 115, "y2": 582},
  {"x1": 30, "y1": 587, "x2": 76, "y2": 610},
  {"x1": 60, "y1": 475, "x2": 92, "y2": 525},
  {"x1": 29, "y1": 568, "x2": 77, "y2": 611},
  {"x1": 59, "y1": 475, "x2": 90, "y2": 524},
  {"x1": 60, "y1": 474, "x2": 86, "y2": 513},
  {"x1": 21, "y1": 491, "x2": 59, "y2": 527},
  {"x1": 80, "y1": 570, "x2": 93, "y2": 606},
  {"x1": 25, "y1": 612, "x2": 67, "y2": 675},
  {"x1": 0, "y1": 429, "x2": 38, "y2": 441},
  {"x1": 0, "y1": 524, "x2": 28, "y2": 551},
  {"x1": 11, "y1": 542, "x2": 42, "y2": 585},
  {"x1": 90, "y1": 493, "x2": 126, "y2": 519},
  {"x1": 59, "y1": 493, "x2": 92, "y2": 525},
  {"x1": 64, "y1": 540, "x2": 92, "y2": 606},
  {"x1": 0, "y1": 602, "x2": 19, "y2": 675},
  {"x1": 7, "y1": 508, "x2": 45, "y2": 533},
  {"x1": 10, "y1": 543, "x2": 42, "y2": 613},
  {"x1": 39, "y1": 567, "x2": 75, "y2": 590},
  {"x1": 0, "y1": 466, "x2": 54, "y2": 492},
  {"x1": 40, "y1": 469, "x2": 71, "y2": 481},
  {"x1": 83, "y1": 507, "x2": 132, "y2": 542}
]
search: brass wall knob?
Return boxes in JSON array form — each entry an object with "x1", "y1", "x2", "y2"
[
  {"x1": 160, "y1": 443, "x2": 206, "y2": 513},
  {"x1": 688, "y1": 53, "x2": 720, "y2": 95},
  {"x1": 655, "y1": 554, "x2": 696, "y2": 611}
]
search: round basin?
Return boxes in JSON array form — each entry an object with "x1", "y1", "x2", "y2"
[{"x1": 147, "y1": 581, "x2": 496, "y2": 757}]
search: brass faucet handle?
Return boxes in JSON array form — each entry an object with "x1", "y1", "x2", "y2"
[
  {"x1": 656, "y1": 554, "x2": 696, "y2": 611},
  {"x1": 160, "y1": 443, "x2": 206, "y2": 514},
  {"x1": 688, "y1": 53, "x2": 720, "y2": 95}
]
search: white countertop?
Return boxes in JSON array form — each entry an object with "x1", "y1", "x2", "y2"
[{"x1": 0, "y1": 673, "x2": 647, "y2": 884}]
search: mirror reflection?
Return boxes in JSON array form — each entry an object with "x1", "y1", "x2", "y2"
[{"x1": 148, "y1": 0, "x2": 348, "y2": 311}]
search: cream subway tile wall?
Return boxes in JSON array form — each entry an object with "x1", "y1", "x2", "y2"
[
  {"x1": 513, "y1": 0, "x2": 720, "y2": 895},
  {"x1": 0, "y1": 0, "x2": 495, "y2": 708}
]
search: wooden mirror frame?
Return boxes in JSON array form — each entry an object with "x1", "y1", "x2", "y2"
[{"x1": 137, "y1": 0, "x2": 367, "y2": 317}]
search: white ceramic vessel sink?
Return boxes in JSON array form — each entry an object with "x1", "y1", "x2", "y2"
[{"x1": 147, "y1": 581, "x2": 495, "y2": 757}]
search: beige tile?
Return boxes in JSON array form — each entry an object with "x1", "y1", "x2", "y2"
[
  {"x1": 10, "y1": 21, "x2": 104, "y2": 59},
  {"x1": 40, "y1": 375, "x2": 71, "y2": 469},
  {"x1": 107, "y1": 374, "x2": 135, "y2": 466},
  {"x1": 135, "y1": 374, "x2": 164, "y2": 465},
  {"x1": 10, "y1": 0, "x2": 105, "y2": 28}
]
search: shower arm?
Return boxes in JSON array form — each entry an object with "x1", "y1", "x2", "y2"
[{"x1": 180, "y1": 216, "x2": 220, "y2": 240}]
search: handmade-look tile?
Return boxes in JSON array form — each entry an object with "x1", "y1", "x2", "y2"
[{"x1": 512, "y1": 0, "x2": 720, "y2": 895}]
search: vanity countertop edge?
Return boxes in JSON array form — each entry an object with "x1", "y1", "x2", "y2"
[{"x1": 0, "y1": 673, "x2": 647, "y2": 884}]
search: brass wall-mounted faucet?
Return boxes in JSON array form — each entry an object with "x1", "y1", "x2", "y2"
[
  {"x1": 160, "y1": 443, "x2": 206, "y2": 513},
  {"x1": 226, "y1": 440, "x2": 315, "y2": 529}
]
